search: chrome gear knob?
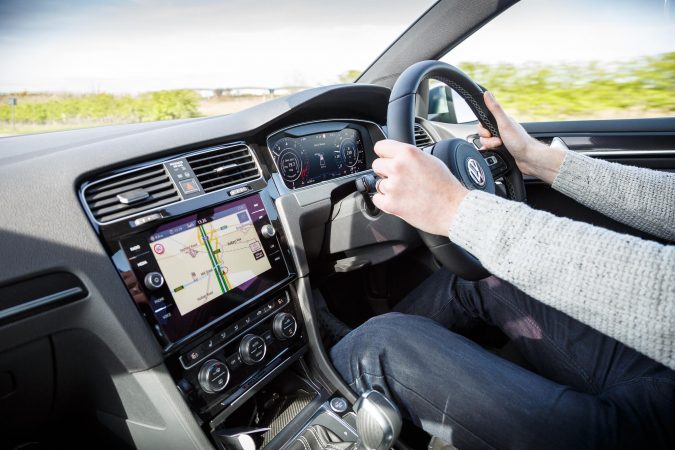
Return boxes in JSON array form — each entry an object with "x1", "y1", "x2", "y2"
[{"x1": 353, "y1": 390, "x2": 402, "y2": 450}]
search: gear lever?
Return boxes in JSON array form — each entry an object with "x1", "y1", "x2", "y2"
[{"x1": 353, "y1": 390, "x2": 402, "y2": 450}]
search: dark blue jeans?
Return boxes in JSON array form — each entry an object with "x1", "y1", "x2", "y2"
[{"x1": 330, "y1": 270, "x2": 675, "y2": 449}]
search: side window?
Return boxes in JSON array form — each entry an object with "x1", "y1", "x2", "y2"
[{"x1": 435, "y1": 0, "x2": 674, "y2": 123}]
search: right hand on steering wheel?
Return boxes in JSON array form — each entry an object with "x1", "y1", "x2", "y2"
[{"x1": 477, "y1": 91, "x2": 566, "y2": 185}]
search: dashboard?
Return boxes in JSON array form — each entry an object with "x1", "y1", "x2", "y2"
[
  {"x1": 0, "y1": 83, "x2": 417, "y2": 449},
  {"x1": 72, "y1": 112, "x2": 386, "y2": 436}
]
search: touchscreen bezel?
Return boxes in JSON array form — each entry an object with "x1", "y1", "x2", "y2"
[{"x1": 120, "y1": 193, "x2": 291, "y2": 344}]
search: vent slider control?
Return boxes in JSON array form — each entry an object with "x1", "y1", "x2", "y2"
[{"x1": 117, "y1": 189, "x2": 150, "y2": 205}]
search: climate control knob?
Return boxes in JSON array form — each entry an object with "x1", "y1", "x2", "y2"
[
  {"x1": 273, "y1": 312, "x2": 298, "y2": 340},
  {"x1": 197, "y1": 359, "x2": 229, "y2": 394},
  {"x1": 239, "y1": 334, "x2": 266, "y2": 365}
]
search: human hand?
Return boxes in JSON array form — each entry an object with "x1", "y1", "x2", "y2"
[
  {"x1": 477, "y1": 91, "x2": 565, "y2": 184},
  {"x1": 371, "y1": 140, "x2": 468, "y2": 236}
]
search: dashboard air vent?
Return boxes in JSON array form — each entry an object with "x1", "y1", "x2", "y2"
[
  {"x1": 186, "y1": 144, "x2": 260, "y2": 193},
  {"x1": 414, "y1": 124, "x2": 434, "y2": 149},
  {"x1": 84, "y1": 165, "x2": 180, "y2": 223}
]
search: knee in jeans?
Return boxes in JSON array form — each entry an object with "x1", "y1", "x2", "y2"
[{"x1": 349, "y1": 313, "x2": 415, "y2": 348}]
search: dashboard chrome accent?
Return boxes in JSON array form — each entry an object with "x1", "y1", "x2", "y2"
[
  {"x1": 79, "y1": 141, "x2": 263, "y2": 226},
  {"x1": 265, "y1": 118, "x2": 386, "y2": 194},
  {"x1": 0, "y1": 286, "x2": 86, "y2": 322},
  {"x1": 579, "y1": 149, "x2": 675, "y2": 157}
]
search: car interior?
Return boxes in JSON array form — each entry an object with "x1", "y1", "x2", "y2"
[{"x1": 1, "y1": 1, "x2": 673, "y2": 449}]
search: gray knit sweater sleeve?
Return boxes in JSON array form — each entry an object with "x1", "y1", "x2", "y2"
[
  {"x1": 448, "y1": 190, "x2": 675, "y2": 370},
  {"x1": 552, "y1": 150, "x2": 675, "y2": 241}
]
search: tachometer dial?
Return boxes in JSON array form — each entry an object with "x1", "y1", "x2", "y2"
[{"x1": 272, "y1": 138, "x2": 303, "y2": 183}]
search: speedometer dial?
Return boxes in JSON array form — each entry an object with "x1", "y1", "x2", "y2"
[{"x1": 340, "y1": 138, "x2": 358, "y2": 167}]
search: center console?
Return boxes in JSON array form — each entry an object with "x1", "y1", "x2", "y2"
[
  {"x1": 80, "y1": 143, "x2": 319, "y2": 447},
  {"x1": 80, "y1": 140, "x2": 401, "y2": 450}
]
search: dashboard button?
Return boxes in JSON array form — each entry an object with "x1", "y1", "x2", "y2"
[
  {"x1": 226, "y1": 353, "x2": 242, "y2": 370},
  {"x1": 252, "y1": 306, "x2": 266, "y2": 321},
  {"x1": 227, "y1": 322, "x2": 242, "y2": 336},
  {"x1": 330, "y1": 397, "x2": 349, "y2": 414},
  {"x1": 240, "y1": 315, "x2": 253, "y2": 329},
  {"x1": 202, "y1": 337, "x2": 217, "y2": 353},
  {"x1": 144, "y1": 272, "x2": 164, "y2": 290},
  {"x1": 215, "y1": 329, "x2": 228, "y2": 344},
  {"x1": 181, "y1": 347, "x2": 204, "y2": 366},
  {"x1": 262, "y1": 330, "x2": 274, "y2": 345}
]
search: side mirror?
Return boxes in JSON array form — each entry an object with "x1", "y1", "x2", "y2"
[{"x1": 428, "y1": 84, "x2": 477, "y2": 124}]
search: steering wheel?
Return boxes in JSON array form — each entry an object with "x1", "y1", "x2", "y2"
[{"x1": 386, "y1": 60, "x2": 526, "y2": 280}]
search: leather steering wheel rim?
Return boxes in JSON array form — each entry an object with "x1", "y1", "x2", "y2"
[{"x1": 386, "y1": 60, "x2": 526, "y2": 280}]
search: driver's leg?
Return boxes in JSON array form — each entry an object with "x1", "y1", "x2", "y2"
[
  {"x1": 394, "y1": 269, "x2": 674, "y2": 395},
  {"x1": 331, "y1": 313, "x2": 606, "y2": 449},
  {"x1": 330, "y1": 313, "x2": 673, "y2": 450}
]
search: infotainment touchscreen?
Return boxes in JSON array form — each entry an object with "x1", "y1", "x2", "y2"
[
  {"x1": 121, "y1": 193, "x2": 290, "y2": 344},
  {"x1": 149, "y1": 203, "x2": 272, "y2": 316}
]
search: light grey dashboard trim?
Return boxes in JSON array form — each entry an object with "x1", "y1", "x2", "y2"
[
  {"x1": 80, "y1": 141, "x2": 263, "y2": 226},
  {"x1": 265, "y1": 118, "x2": 387, "y2": 196}
]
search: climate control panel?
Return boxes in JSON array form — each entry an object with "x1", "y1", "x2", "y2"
[{"x1": 170, "y1": 290, "x2": 306, "y2": 420}]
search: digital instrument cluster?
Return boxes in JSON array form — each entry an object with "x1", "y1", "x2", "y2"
[{"x1": 269, "y1": 124, "x2": 368, "y2": 189}]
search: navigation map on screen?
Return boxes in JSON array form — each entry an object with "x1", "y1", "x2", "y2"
[{"x1": 149, "y1": 204, "x2": 271, "y2": 316}]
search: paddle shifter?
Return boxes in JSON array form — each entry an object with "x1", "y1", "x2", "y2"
[{"x1": 353, "y1": 390, "x2": 402, "y2": 450}]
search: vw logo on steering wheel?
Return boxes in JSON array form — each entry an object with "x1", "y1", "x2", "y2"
[{"x1": 466, "y1": 157, "x2": 486, "y2": 187}]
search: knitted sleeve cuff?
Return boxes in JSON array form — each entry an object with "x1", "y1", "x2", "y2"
[{"x1": 551, "y1": 149, "x2": 598, "y2": 199}]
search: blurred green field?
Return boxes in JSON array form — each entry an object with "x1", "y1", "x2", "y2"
[
  {"x1": 0, "y1": 89, "x2": 199, "y2": 125},
  {"x1": 1, "y1": 53, "x2": 673, "y2": 137},
  {"x1": 459, "y1": 52, "x2": 675, "y2": 122}
]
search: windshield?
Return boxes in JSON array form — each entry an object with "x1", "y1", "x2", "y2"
[{"x1": 0, "y1": 0, "x2": 435, "y2": 137}]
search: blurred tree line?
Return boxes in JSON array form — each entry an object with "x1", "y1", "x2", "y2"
[
  {"x1": 0, "y1": 89, "x2": 200, "y2": 125},
  {"x1": 458, "y1": 52, "x2": 675, "y2": 121}
]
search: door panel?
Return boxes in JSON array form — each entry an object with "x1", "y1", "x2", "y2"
[
  {"x1": 522, "y1": 118, "x2": 675, "y2": 243},
  {"x1": 429, "y1": 118, "x2": 675, "y2": 243}
]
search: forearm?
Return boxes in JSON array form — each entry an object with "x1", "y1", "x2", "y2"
[
  {"x1": 518, "y1": 139, "x2": 566, "y2": 184},
  {"x1": 449, "y1": 190, "x2": 675, "y2": 370},
  {"x1": 551, "y1": 150, "x2": 675, "y2": 241}
]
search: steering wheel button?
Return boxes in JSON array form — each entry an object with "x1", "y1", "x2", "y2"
[{"x1": 484, "y1": 155, "x2": 498, "y2": 166}]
